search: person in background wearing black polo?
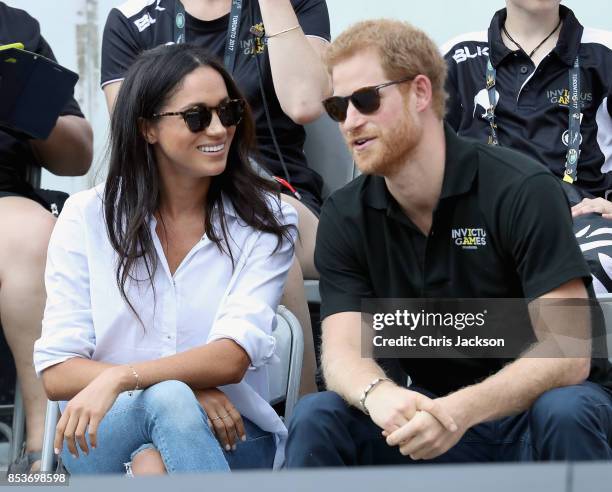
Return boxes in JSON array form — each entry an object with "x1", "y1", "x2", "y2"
[
  {"x1": 284, "y1": 19, "x2": 612, "y2": 467},
  {"x1": 0, "y1": 2, "x2": 93, "y2": 473},
  {"x1": 443, "y1": 1, "x2": 612, "y2": 218}
]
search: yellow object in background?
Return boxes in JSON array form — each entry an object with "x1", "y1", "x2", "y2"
[{"x1": 0, "y1": 43, "x2": 25, "y2": 51}]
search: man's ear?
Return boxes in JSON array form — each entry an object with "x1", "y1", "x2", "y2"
[
  {"x1": 411, "y1": 74, "x2": 434, "y2": 114},
  {"x1": 138, "y1": 117, "x2": 158, "y2": 144}
]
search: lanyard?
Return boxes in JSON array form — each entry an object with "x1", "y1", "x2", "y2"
[
  {"x1": 174, "y1": 0, "x2": 243, "y2": 73},
  {"x1": 484, "y1": 56, "x2": 582, "y2": 183}
]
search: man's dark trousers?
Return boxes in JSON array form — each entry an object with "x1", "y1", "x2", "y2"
[{"x1": 285, "y1": 382, "x2": 612, "y2": 467}]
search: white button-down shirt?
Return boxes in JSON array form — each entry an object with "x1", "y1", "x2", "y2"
[{"x1": 34, "y1": 184, "x2": 297, "y2": 468}]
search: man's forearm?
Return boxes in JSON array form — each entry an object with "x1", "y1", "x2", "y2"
[
  {"x1": 321, "y1": 314, "x2": 393, "y2": 407},
  {"x1": 30, "y1": 115, "x2": 93, "y2": 176},
  {"x1": 323, "y1": 350, "x2": 390, "y2": 407},
  {"x1": 444, "y1": 356, "x2": 590, "y2": 429}
]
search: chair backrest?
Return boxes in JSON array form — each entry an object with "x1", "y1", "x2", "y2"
[
  {"x1": 303, "y1": 114, "x2": 357, "y2": 199},
  {"x1": 269, "y1": 305, "x2": 303, "y2": 421},
  {"x1": 595, "y1": 294, "x2": 612, "y2": 363}
]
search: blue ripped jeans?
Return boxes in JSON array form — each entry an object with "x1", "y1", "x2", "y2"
[{"x1": 60, "y1": 380, "x2": 276, "y2": 474}]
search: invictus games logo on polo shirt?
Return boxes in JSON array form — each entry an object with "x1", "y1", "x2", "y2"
[
  {"x1": 245, "y1": 23, "x2": 266, "y2": 55},
  {"x1": 452, "y1": 228, "x2": 487, "y2": 250},
  {"x1": 547, "y1": 88, "x2": 592, "y2": 107}
]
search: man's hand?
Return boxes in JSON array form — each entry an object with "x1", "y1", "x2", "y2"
[
  {"x1": 572, "y1": 197, "x2": 612, "y2": 219},
  {"x1": 365, "y1": 383, "x2": 458, "y2": 435},
  {"x1": 385, "y1": 397, "x2": 466, "y2": 460}
]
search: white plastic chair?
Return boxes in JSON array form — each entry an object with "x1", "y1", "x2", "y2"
[
  {"x1": 268, "y1": 305, "x2": 304, "y2": 421},
  {"x1": 40, "y1": 306, "x2": 304, "y2": 472}
]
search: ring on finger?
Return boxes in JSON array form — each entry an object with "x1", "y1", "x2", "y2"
[{"x1": 211, "y1": 413, "x2": 231, "y2": 421}]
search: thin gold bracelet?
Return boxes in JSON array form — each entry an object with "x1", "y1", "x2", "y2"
[
  {"x1": 265, "y1": 24, "x2": 301, "y2": 39},
  {"x1": 127, "y1": 365, "x2": 140, "y2": 396}
]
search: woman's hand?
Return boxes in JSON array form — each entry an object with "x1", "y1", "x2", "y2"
[
  {"x1": 572, "y1": 197, "x2": 612, "y2": 219},
  {"x1": 54, "y1": 366, "x2": 128, "y2": 458},
  {"x1": 194, "y1": 388, "x2": 246, "y2": 451}
]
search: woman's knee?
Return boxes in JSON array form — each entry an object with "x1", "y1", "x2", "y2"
[
  {"x1": 130, "y1": 446, "x2": 166, "y2": 475},
  {"x1": 141, "y1": 380, "x2": 203, "y2": 421},
  {"x1": 0, "y1": 197, "x2": 55, "y2": 271},
  {"x1": 280, "y1": 194, "x2": 319, "y2": 279}
]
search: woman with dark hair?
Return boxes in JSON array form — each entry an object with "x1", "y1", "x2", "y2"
[
  {"x1": 33, "y1": 43, "x2": 296, "y2": 474},
  {"x1": 101, "y1": 0, "x2": 330, "y2": 396}
]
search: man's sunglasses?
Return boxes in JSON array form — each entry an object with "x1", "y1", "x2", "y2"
[
  {"x1": 322, "y1": 77, "x2": 413, "y2": 123},
  {"x1": 153, "y1": 98, "x2": 246, "y2": 133}
]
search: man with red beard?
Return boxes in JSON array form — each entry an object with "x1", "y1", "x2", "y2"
[{"x1": 284, "y1": 19, "x2": 612, "y2": 467}]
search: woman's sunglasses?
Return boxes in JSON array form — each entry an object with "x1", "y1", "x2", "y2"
[
  {"x1": 322, "y1": 77, "x2": 413, "y2": 123},
  {"x1": 153, "y1": 98, "x2": 246, "y2": 133}
]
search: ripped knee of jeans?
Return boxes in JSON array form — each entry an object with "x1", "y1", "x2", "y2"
[{"x1": 124, "y1": 443, "x2": 157, "y2": 477}]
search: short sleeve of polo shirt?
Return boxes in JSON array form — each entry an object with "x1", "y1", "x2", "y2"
[
  {"x1": 505, "y1": 173, "x2": 590, "y2": 298},
  {"x1": 315, "y1": 196, "x2": 374, "y2": 320},
  {"x1": 292, "y1": 0, "x2": 330, "y2": 42},
  {"x1": 101, "y1": 7, "x2": 143, "y2": 88}
]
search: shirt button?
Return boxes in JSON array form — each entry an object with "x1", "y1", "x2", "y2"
[{"x1": 520, "y1": 66, "x2": 529, "y2": 74}]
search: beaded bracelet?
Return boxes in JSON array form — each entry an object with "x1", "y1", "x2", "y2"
[{"x1": 359, "y1": 377, "x2": 392, "y2": 415}]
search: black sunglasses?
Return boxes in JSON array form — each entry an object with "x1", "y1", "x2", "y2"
[
  {"x1": 153, "y1": 98, "x2": 246, "y2": 133},
  {"x1": 323, "y1": 77, "x2": 413, "y2": 122}
]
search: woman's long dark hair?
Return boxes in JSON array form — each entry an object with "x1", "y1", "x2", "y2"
[{"x1": 104, "y1": 43, "x2": 294, "y2": 318}]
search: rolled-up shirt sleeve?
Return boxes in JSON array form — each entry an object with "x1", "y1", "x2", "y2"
[
  {"x1": 207, "y1": 199, "x2": 298, "y2": 369},
  {"x1": 33, "y1": 195, "x2": 95, "y2": 376}
]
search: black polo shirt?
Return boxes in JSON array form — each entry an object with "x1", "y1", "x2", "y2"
[
  {"x1": 443, "y1": 6, "x2": 612, "y2": 198},
  {"x1": 101, "y1": 0, "x2": 330, "y2": 212},
  {"x1": 315, "y1": 125, "x2": 612, "y2": 396}
]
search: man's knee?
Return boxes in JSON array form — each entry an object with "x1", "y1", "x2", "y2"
[
  {"x1": 529, "y1": 383, "x2": 612, "y2": 459},
  {"x1": 288, "y1": 391, "x2": 349, "y2": 436},
  {"x1": 530, "y1": 384, "x2": 606, "y2": 432}
]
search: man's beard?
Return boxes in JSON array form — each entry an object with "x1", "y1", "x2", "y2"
[{"x1": 353, "y1": 111, "x2": 422, "y2": 177}]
